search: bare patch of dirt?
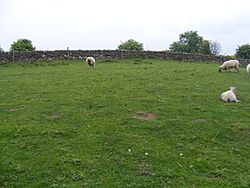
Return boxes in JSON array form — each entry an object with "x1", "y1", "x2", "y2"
[
  {"x1": 194, "y1": 118, "x2": 207, "y2": 123},
  {"x1": 138, "y1": 162, "x2": 155, "y2": 176},
  {"x1": 226, "y1": 126, "x2": 250, "y2": 140},
  {"x1": 133, "y1": 112, "x2": 156, "y2": 121},
  {"x1": 237, "y1": 128, "x2": 250, "y2": 136},
  {"x1": 6, "y1": 108, "x2": 18, "y2": 112},
  {"x1": 47, "y1": 114, "x2": 60, "y2": 120}
]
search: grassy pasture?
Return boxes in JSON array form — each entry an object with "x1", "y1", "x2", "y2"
[{"x1": 0, "y1": 59, "x2": 249, "y2": 187}]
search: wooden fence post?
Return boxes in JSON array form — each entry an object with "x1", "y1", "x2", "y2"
[
  {"x1": 12, "y1": 50, "x2": 15, "y2": 63},
  {"x1": 121, "y1": 50, "x2": 124, "y2": 59},
  {"x1": 67, "y1": 47, "x2": 69, "y2": 59}
]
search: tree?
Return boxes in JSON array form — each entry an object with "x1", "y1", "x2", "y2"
[
  {"x1": 10, "y1": 39, "x2": 36, "y2": 52},
  {"x1": 209, "y1": 41, "x2": 221, "y2": 55},
  {"x1": 199, "y1": 40, "x2": 211, "y2": 54},
  {"x1": 235, "y1": 44, "x2": 250, "y2": 59},
  {"x1": 169, "y1": 31, "x2": 203, "y2": 53},
  {"x1": 118, "y1": 39, "x2": 144, "y2": 51},
  {"x1": 169, "y1": 31, "x2": 221, "y2": 55}
]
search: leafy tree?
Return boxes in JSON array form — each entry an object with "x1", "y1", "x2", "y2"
[
  {"x1": 199, "y1": 40, "x2": 211, "y2": 54},
  {"x1": 118, "y1": 39, "x2": 144, "y2": 51},
  {"x1": 169, "y1": 41, "x2": 189, "y2": 53},
  {"x1": 209, "y1": 41, "x2": 221, "y2": 55},
  {"x1": 0, "y1": 45, "x2": 3, "y2": 52},
  {"x1": 10, "y1": 39, "x2": 36, "y2": 52},
  {"x1": 169, "y1": 31, "x2": 203, "y2": 53},
  {"x1": 235, "y1": 44, "x2": 250, "y2": 59},
  {"x1": 169, "y1": 31, "x2": 221, "y2": 55}
]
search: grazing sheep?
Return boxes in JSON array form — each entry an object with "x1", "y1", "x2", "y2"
[
  {"x1": 219, "y1": 60, "x2": 240, "y2": 73},
  {"x1": 85, "y1": 57, "x2": 95, "y2": 68},
  {"x1": 247, "y1": 64, "x2": 250, "y2": 74},
  {"x1": 221, "y1": 86, "x2": 239, "y2": 102}
]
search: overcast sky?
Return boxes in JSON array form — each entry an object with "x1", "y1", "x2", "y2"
[{"x1": 1, "y1": 0, "x2": 250, "y2": 55}]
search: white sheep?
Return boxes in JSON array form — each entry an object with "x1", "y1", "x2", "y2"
[
  {"x1": 85, "y1": 57, "x2": 95, "y2": 68},
  {"x1": 246, "y1": 63, "x2": 250, "y2": 74},
  {"x1": 221, "y1": 86, "x2": 239, "y2": 102},
  {"x1": 219, "y1": 60, "x2": 240, "y2": 72}
]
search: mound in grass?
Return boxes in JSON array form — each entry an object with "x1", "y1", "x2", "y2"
[{"x1": 133, "y1": 112, "x2": 156, "y2": 121}]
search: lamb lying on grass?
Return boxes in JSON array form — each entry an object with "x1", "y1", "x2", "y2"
[
  {"x1": 86, "y1": 57, "x2": 95, "y2": 68},
  {"x1": 219, "y1": 60, "x2": 240, "y2": 73},
  {"x1": 247, "y1": 64, "x2": 250, "y2": 74},
  {"x1": 221, "y1": 87, "x2": 239, "y2": 102}
]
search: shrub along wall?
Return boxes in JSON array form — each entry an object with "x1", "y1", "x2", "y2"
[{"x1": 0, "y1": 50, "x2": 250, "y2": 67}]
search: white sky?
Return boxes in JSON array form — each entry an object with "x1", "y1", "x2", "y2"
[{"x1": 1, "y1": 0, "x2": 250, "y2": 55}]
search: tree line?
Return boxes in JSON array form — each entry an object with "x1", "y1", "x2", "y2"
[{"x1": 2, "y1": 31, "x2": 250, "y2": 59}]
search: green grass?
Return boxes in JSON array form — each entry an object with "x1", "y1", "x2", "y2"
[{"x1": 0, "y1": 59, "x2": 249, "y2": 187}]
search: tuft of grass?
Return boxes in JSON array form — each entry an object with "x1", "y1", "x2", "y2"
[{"x1": 0, "y1": 59, "x2": 249, "y2": 187}]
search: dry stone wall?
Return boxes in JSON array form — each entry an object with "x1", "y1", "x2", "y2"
[{"x1": 1, "y1": 50, "x2": 250, "y2": 67}]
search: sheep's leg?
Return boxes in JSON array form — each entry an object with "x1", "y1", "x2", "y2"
[
  {"x1": 88, "y1": 60, "x2": 91, "y2": 65},
  {"x1": 230, "y1": 98, "x2": 240, "y2": 102},
  {"x1": 235, "y1": 66, "x2": 239, "y2": 73}
]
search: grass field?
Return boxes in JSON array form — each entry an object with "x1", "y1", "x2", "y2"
[{"x1": 0, "y1": 59, "x2": 249, "y2": 187}]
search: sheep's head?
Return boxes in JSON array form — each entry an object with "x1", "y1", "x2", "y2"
[
  {"x1": 219, "y1": 66, "x2": 223, "y2": 72},
  {"x1": 229, "y1": 86, "x2": 237, "y2": 93}
]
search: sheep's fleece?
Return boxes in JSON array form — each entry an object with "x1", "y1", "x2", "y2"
[
  {"x1": 219, "y1": 60, "x2": 240, "y2": 72},
  {"x1": 221, "y1": 87, "x2": 239, "y2": 102},
  {"x1": 86, "y1": 57, "x2": 95, "y2": 67}
]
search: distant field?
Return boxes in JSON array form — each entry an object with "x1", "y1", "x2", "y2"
[{"x1": 0, "y1": 59, "x2": 249, "y2": 187}]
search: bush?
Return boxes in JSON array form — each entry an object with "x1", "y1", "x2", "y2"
[
  {"x1": 10, "y1": 39, "x2": 36, "y2": 52},
  {"x1": 169, "y1": 31, "x2": 221, "y2": 55},
  {"x1": 236, "y1": 44, "x2": 250, "y2": 59},
  {"x1": 118, "y1": 39, "x2": 144, "y2": 51}
]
